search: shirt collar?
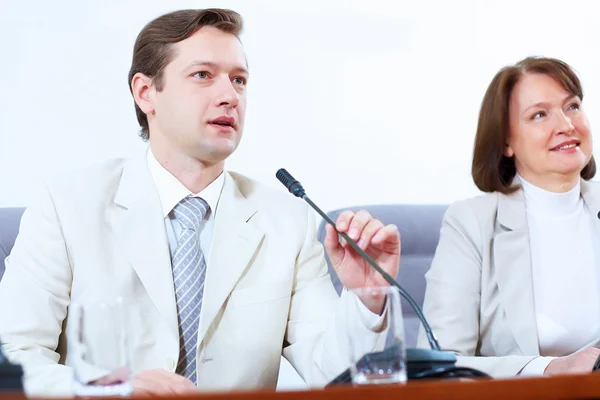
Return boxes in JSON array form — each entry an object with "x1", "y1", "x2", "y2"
[
  {"x1": 147, "y1": 149, "x2": 225, "y2": 219},
  {"x1": 518, "y1": 173, "x2": 581, "y2": 217}
]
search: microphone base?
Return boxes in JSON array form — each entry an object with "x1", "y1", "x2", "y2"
[
  {"x1": 405, "y1": 348, "x2": 457, "y2": 377},
  {"x1": 327, "y1": 348, "x2": 457, "y2": 385}
]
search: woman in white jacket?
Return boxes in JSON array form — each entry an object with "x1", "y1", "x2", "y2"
[{"x1": 419, "y1": 56, "x2": 600, "y2": 378}]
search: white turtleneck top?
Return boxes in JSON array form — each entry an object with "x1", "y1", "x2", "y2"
[{"x1": 519, "y1": 176, "x2": 600, "y2": 375}]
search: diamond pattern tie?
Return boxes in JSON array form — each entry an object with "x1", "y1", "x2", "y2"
[{"x1": 171, "y1": 196, "x2": 209, "y2": 384}]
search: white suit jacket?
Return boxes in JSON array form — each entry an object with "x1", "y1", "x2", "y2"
[
  {"x1": 0, "y1": 155, "x2": 372, "y2": 396},
  {"x1": 418, "y1": 180, "x2": 600, "y2": 377}
]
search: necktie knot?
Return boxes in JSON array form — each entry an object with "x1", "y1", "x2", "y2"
[{"x1": 172, "y1": 196, "x2": 209, "y2": 231}]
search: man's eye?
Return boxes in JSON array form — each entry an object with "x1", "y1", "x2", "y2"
[{"x1": 194, "y1": 71, "x2": 209, "y2": 79}]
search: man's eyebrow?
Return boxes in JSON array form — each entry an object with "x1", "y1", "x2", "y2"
[{"x1": 185, "y1": 61, "x2": 249, "y2": 75}]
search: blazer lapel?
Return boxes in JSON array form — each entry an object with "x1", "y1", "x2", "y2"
[
  {"x1": 582, "y1": 180, "x2": 600, "y2": 232},
  {"x1": 112, "y1": 156, "x2": 179, "y2": 343},
  {"x1": 493, "y1": 187, "x2": 540, "y2": 355},
  {"x1": 198, "y1": 173, "x2": 265, "y2": 345}
]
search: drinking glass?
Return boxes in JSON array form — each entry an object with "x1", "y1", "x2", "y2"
[
  {"x1": 346, "y1": 286, "x2": 407, "y2": 385},
  {"x1": 67, "y1": 297, "x2": 132, "y2": 396}
]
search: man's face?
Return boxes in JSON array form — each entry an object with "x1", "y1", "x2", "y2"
[{"x1": 149, "y1": 26, "x2": 248, "y2": 164}]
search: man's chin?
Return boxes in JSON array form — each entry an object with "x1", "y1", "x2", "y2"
[{"x1": 194, "y1": 144, "x2": 238, "y2": 164}]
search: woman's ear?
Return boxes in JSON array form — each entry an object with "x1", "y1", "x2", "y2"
[{"x1": 503, "y1": 141, "x2": 514, "y2": 158}]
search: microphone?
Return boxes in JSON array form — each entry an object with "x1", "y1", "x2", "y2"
[
  {"x1": 276, "y1": 169, "x2": 487, "y2": 381},
  {"x1": 276, "y1": 168, "x2": 441, "y2": 348}
]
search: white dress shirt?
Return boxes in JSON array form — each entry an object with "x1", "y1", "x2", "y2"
[
  {"x1": 519, "y1": 176, "x2": 600, "y2": 375},
  {"x1": 147, "y1": 149, "x2": 225, "y2": 261}
]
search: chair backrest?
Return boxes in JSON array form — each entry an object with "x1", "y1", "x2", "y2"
[
  {"x1": 317, "y1": 204, "x2": 448, "y2": 348},
  {"x1": 0, "y1": 208, "x2": 26, "y2": 281}
]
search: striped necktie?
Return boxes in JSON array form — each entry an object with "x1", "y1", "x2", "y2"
[{"x1": 171, "y1": 196, "x2": 209, "y2": 384}]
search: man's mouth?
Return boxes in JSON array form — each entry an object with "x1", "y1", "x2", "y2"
[{"x1": 209, "y1": 116, "x2": 235, "y2": 128}]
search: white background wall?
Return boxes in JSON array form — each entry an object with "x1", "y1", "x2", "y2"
[{"x1": 2, "y1": 0, "x2": 600, "y2": 211}]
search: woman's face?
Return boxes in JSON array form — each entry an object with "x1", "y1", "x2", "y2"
[{"x1": 506, "y1": 72, "x2": 592, "y2": 191}]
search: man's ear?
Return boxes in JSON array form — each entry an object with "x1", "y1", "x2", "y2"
[{"x1": 131, "y1": 72, "x2": 155, "y2": 115}]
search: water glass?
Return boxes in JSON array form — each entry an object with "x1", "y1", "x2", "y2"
[
  {"x1": 67, "y1": 297, "x2": 132, "y2": 396},
  {"x1": 346, "y1": 286, "x2": 407, "y2": 385}
]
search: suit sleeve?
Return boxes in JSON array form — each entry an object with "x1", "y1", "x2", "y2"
[
  {"x1": 282, "y1": 204, "x2": 384, "y2": 387},
  {"x1": 0, "y1": 184, "x2": 74, "y2": 396},
  {"x1": 416, "y1": 201, "x2": 537, "y2": 377}
]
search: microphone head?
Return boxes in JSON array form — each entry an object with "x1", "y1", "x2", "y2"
[
  {"x1": 276, "y1": 168, "x2": 296, "y2": 189},
  {"x1": 276, "y1": 168, "x2": 306, "y2": 198}
]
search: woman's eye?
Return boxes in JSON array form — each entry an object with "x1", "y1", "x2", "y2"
[{"x1": 532, "y1": 111, "x2": 546, "y2": 120}]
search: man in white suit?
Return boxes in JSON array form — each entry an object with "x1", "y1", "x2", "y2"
[{"x1": 0, "y1": 9, "x2": 401, "y2": 396}]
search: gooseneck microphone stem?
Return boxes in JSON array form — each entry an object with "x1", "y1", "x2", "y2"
[
  {"x1": 304, "y1": 194, "x2": 441, "y2": 351},
  {"x1": 276, "y1": 168, "x2": 441, "y2": 351}
]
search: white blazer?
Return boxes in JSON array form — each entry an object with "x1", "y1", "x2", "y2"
[
  {"x1": 0, "y1": 155, "x2": 376, "y2": 396},
  {"x1": 418, "y1": 180, "x2": 600, "y2": 377}
]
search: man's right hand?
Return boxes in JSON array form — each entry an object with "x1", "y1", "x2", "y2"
[
  {"x1": 545, "y1": 347, "x2": 600, "y2": 375},
  {"x1": 133, "y1": 369, "x2": 197, "y2": 395}
]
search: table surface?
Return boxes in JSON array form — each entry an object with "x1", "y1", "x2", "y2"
[{"x1": 4, "y1": 372, "x2": 600, "y2": 400}]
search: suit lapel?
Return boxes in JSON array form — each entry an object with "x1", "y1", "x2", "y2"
[
  {"x1": 112, "y1": 156, "x2": 179, "y2": 343},
  {"x1": 198, "y1": 173, "x2": 265, "y2": 344},
  {"x1": 582, "y1": 181, "x2": 600, "y2": 232},
  {"x1": 493, "y1": 187, "x2": 540, "y2": 355}
]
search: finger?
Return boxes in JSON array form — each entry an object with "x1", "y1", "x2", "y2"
[
  {"x1": 585, "y1": 347, "x2": 600, "y2": 362},
  {"x1": 160, "y1": 373, "x2": 196, "y2": 389},
  {"x1": 357, "y1": 219, "x2": 384, "y2": 250},
  {"x1": 324, "y1": 223, "x2": 344, "y2": 266},
  {"x1": 174, "y1": 378, "x2": 197, "y2": 389},
  {"x1": 335, "y1": 210, "x2": 355, "y2": 233},
  {"x1": 134, "y1": 371, "x2": 185, "y2": 395},
  {"x1": 133, "y1": 379, "x2": 170, "y2": 396},
  {"x1": 173, "y1": 384, "x2": 199, "y2": 394},
  {"x1": 323, "y1": 223, "x2": 340, "y2": 251},
  {"x1": 372, "y1": 224, "x2": 401, "y2": 246},
  {"x1": 133, "y1": 388, "x2": 153, "y2": 397},
  {"x1": 347, "y1": 210, "x2": 372, "y2": 241}
]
